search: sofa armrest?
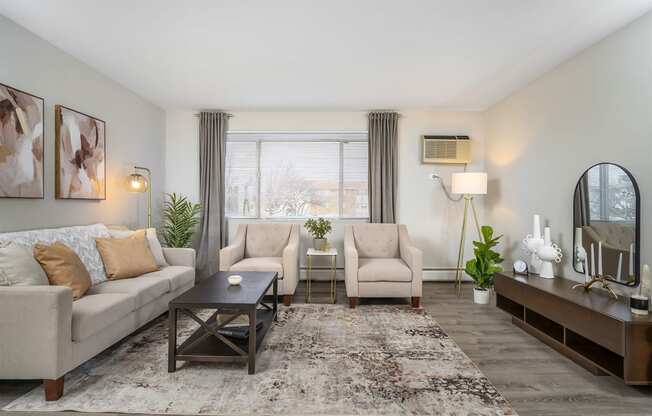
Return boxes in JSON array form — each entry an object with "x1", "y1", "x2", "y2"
[
  {"x1": 399, "y1": 225, "x2": 423, "y2": 297},
  {"x1": 0, "y1": 286, "x2": 73, "y2": 380},
  {"x1": 281, "y1": 224, "x2": 300, "y2": 294},
  {"x1": 219, "y1": 224, "x2": 246, "y2": 271},
  {"x1": 163, "y1": 247, "x2": 196, "y2": 268},
  {"x1": 344, "y1": 225, "x2": 359, "y2": 297}
]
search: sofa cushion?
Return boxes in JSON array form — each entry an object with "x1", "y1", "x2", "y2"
[
  {"x1": 140, "y1": 266, "x2": 195, "y2": 291},
  {"x1": 230, "y1": 257, "x2": 284, "y2": 278},
  {"x1": 33, "y1": 242, "x2": 92, "y2": 300},
  {"x1": 95, "y1": 230, "x2": 159, "y2": 280},
  {"x1": 72, "y1": 293, "x2": 135, "y2": 342},
  {"x1": 244, "y1": 224, "x2": 291, "y2": 258},
  {"x1": 352, "y1": 224, "x2": 399, "y2": 258},
  {"x1": 0, "y1": 223, "x2": 111, "y2": 285},
  {"x1": 0, "y1": 242, "x2": 49, "y2": 286},
  {"x1": 86, "y1": 275, "x2": 169, "y2": 308},
  {"x1": 357, "y1": 258, "x2": 411, "y2": 282}
]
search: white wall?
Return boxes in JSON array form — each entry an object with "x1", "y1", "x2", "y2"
[
  {"x1": 165, "y1": 110, "x2": 486, "y2": 280},
  {"x1": 0, "y1": 16, "x2": 166, "y2": 232},
  {"x1": 485, "y1": 11, "x2": 652, "y2": 292}
]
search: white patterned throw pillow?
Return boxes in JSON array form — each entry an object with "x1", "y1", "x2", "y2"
[{"x1": 0, "y1": 224, "x2": 111, "y2": 285}]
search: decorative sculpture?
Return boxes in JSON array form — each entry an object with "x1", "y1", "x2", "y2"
[
  {"x1": 523, "y1": 214, "x2": 544, "y2": 274},
  {"x1": 537, "y1": 227, "x2": 563, "y2": 279}
]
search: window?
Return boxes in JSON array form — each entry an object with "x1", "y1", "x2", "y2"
[
  {"x1": 225, "y1": 132, "x2": 368, "y2": 218},
  {"x1": 587, "y1": 164, "x2": 636, "y2": 222}
]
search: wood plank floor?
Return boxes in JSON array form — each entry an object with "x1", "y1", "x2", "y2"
[{"x1": 1, "y1": 281, "x2": 650, "y2": 415}]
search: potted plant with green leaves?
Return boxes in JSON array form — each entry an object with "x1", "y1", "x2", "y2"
[
  {"x1": 304, "y1": 217, "x2": 332, "y2": 251},
  {"x1": 465, "y1": 225, "x2": 504, "y2": 304},
  {"x1": 162, "y1": 193, "x2": 201, "y2": 248}
]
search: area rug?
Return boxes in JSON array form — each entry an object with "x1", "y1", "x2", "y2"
[{"x1": 4, "y1": 304, "x2": 517, "y2": 415}]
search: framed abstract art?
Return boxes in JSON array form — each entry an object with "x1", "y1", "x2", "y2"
[
  {"x1": 55, "y1": 105, "x2": 106, "y2": 200},
  {"x1": 0, "y1": 82, "x2": 45, "y2": 199}
]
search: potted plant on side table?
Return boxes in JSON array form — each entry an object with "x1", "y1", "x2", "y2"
[
  {"x1": 465, "y1": 225, "x2": 504, "y2": 304},
  {"x1": 304, "y1": 217, "x2": 332, "y2": 251}
]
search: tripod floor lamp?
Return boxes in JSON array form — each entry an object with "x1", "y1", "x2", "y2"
[
  {"x1": 127, "y1": 166, "x2": 152, "y2": 228},
  {"x1": 452, "y1": 172, "x2": 488, "y2": 296}
]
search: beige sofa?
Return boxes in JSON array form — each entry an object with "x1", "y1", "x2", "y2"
[
  {"x1": 0, "y1": 224, "x2": 195, "y2": 401},
  {"x1": 219, "y1": 223, "x2": 299, "y2": 305},
  {"x1": 344, "y1": 224, "x2": 422, "y2": 308}
]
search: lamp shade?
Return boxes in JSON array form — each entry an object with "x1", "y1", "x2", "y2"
[
  {"x1": 451, "y1": 172, "x2": 487, "y2": 195},
  {"x1": 127, "y1": 173, "x2": 148, "y2": 193}
]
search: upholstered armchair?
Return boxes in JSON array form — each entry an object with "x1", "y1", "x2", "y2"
[
  {"x1": 344, "y1": 224, "x2": 423, "y2": 308},
  {"x1": 219, "y1": 223, "x2": 300, "y2": 305}
]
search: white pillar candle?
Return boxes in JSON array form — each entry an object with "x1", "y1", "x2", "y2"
[
  {"x1": 629, "y1": 243, "x2": 634, "y2": 276},
  {"x1": 616, "y1": 253, "x2": 623, "y2": 281},
  {"x1": 543, "y1": 227, "x2": 551, "y2": 246},
  {"x1": 598, "y1": 241, "x2": 603, "y2": 276},
  {"x1": 533, "y1": 215, "x2": 541, "y2": 239},
  {"x1": 585, "y1": 258, "x2": 590, "y2": 282},
  {"x1": 590, "y1": 243, "x2": 595, "y2": 276}
]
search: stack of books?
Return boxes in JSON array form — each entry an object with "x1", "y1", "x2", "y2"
[{"x1": 216, "y1": 321, "x2": 264, "y2": 340}]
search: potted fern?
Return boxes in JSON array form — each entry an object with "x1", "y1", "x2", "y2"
[
  {"x1": 465, "y1": 225, "x2": 504, "y2": 304},
  {"x1": 304, "y1": 217, "x2": 332, "y2": 251},
  {"x1": 162, "y1": 193, "x2": 201, "y2": 248}
]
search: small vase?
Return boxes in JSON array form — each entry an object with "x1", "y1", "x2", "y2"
[
  {"x1": 473, "y1": 287, "x2": 491, "y2": 305},
  {"x1": 314, "y1": 238, "x2": 327, "y2": 251},
  {"x1": 537, "y1": 227, "x2": 563, "y2": 279}
]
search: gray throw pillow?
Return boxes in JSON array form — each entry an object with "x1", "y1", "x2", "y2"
[{"x1": 0, "y1": 242, "x2": 50, "y2": 286}]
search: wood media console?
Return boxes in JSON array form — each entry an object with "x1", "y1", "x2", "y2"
[{"x1": 495, "y1": 272, "x2": 652, "y2": 385}]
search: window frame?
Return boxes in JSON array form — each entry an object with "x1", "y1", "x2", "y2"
[{"x1": 225, "y1": 131, "x2": 369, "y2": 220}]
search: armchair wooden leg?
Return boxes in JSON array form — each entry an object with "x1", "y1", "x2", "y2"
[
  {"x1": 44, "y1": 377, "x2": 64, "y2": 401},
  {"x1": 349, "y1": 297, "x2": 358, "y2": 309},
  {"x1": 282, "y1": 295, "x2": 292, "y2": 306},
  {"x1": 411, "y1": 297, "x2": 421, "y2": 308}
]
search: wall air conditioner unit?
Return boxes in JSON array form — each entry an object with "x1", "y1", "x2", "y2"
[{"x1": 422, "y1": 135, "x2": 471, "y2": 164}]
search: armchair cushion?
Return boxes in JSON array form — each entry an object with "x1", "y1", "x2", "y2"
[
  {"x1": 244, "y1": 224, "x2": 292, "y2": 258},
  {"x1": 358, "y1": 258, "x2": 412, "y2": 282},
  {"x1": 352, "y1": 224, "x2": 399, "y2": 258},
  {"x1": 230, "y1": 257, "x2": 284, "y2": 277}
]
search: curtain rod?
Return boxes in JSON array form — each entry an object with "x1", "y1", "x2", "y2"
[{"x1": 194, "y1": 112, "x2": 233, "y2": 118}]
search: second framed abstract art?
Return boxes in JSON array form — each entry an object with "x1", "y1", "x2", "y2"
[{"x1": 55, "y1": 105, "x2": 106, "y2": 200}]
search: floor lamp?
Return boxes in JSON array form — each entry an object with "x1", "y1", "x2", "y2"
[
  {"x1": 127, "y1": 166, "x2": 152, "y2": 228},
  {"x1": 452, "y1": 172, "x2": 488, "y2": 296}
]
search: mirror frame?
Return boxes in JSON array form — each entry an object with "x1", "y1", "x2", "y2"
[{"x1": 573, "y1": 162, "x2": 641, "y2": 287}]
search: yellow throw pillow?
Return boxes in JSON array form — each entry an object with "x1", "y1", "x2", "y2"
[
  {"x1": 33, "y1": 242, "x2": 91, "y2": 300},
  {"x1": 95, "y1": 230, "x2": 159, "y2": 280}
]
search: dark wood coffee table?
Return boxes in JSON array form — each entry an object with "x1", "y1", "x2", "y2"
[{"x1": 168, "y1": 271, "x2": 278, "y2": 374}]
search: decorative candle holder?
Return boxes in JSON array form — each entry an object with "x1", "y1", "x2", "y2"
[
  {"x1": 536, "y1": 227, "x2": 562, "y2": 279},
  {"x1": 523, "y1": 214, "x2": 544, "y2": 274}
]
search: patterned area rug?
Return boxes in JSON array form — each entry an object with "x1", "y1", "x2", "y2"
[{"x1": 5, "y1": 304, "x2": 516, "y2": 415}]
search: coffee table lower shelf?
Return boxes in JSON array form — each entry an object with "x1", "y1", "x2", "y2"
[{"x1": 169, "y1": 308, "x2": 275, "y2": 374}]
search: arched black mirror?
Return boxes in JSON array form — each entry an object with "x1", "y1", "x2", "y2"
[{"x1": 573, "y1": 163, "x2": 640, "y2": 286}]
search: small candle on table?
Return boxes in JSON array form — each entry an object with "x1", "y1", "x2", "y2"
[
  {"x1": 590, "y1": 243, "x2": 595, "y2": 276},
  {"x1": 616, "y1": 253, "x2": 623, "y2": 281},
  {"x1": 598, "y1": 241, "x2": 603, "y2": 276},
  {"x1": 629, "y1": 243, "x2": 634, "y2": 277}
]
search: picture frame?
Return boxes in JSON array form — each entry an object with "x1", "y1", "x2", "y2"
[
  {"x1": 55, "y1": 105, "x2": 106, "y2": 200},
  {"x1": 0, "y1": 82, "x2": 45, "y2": 199}
]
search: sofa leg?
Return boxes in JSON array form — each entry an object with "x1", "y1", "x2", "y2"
[
  {"x1": 411, "y1": 297, "x2": 421, "y2": 308},
  {"x1": 282, "y1": 295, "x2": 292, "y2": 306},
  {"x1": 349, "y1": 297, "x2": 358, "y2": 309},
  {"x1": 44, "y1": 377, "x2": 64, "y2": 401}
]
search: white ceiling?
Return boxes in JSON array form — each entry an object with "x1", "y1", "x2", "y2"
[{"x1": 1, "y1": 0, "x2": 651, "y2": 111}]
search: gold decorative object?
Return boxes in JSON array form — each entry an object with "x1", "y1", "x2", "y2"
[{"x1": 572, "y1": 275, "x2": 618, "y2": 299}]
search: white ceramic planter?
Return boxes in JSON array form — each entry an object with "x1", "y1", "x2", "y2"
[
  {"x1": 473, "y1": 288, "x2": 491, "y2": 305},
  {"x1": 314, "y1": 238, "x2": 328, "y2": 251}
]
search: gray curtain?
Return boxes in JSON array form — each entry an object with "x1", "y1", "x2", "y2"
[
  {"x1": 368, "y1": 112, "x2": 399, "y2": 223},
  {"x1": 196, "y1": 111, "x2": 229, "y2": 279}
]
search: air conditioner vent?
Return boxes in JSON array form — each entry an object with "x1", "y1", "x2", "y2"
[{"x1": 422, "y1": 135, "x2": 471, "y2": 164}]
